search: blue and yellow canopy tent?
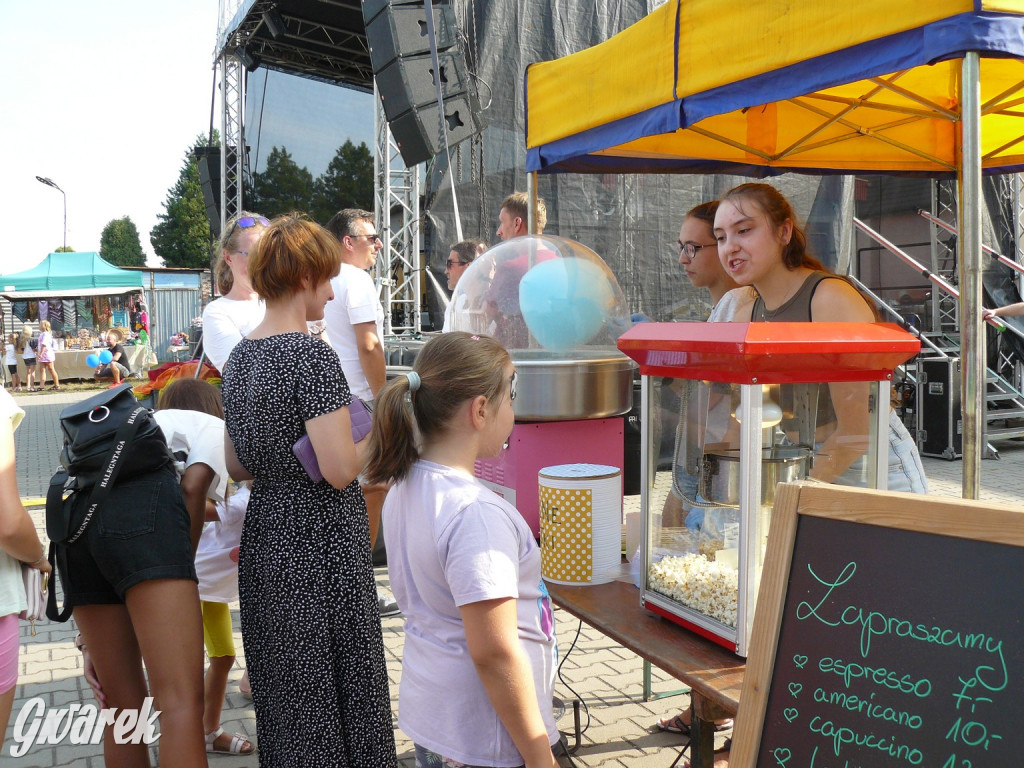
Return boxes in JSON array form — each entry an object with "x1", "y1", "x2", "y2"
[{"x1": 524, "y1": 0, "x2": 1024, "y2": 496}]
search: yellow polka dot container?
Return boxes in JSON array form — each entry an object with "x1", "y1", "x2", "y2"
[{"x1": 538, "y1": 463, "x2": 622, "y2": 585}]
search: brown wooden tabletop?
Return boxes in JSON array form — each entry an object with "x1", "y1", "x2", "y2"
[{"x1": 546, "y1": 578, "x2": 746, "y2": 768}]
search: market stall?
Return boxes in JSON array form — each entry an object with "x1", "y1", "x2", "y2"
[
  {"x1": 1, "y1": 252, "x2": 149, "y2": 380},
  {"x1": 524, "y1": 0, "x2": 1024, "y2": 495}
]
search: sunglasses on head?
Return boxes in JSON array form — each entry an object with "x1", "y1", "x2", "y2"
[{"x1": 229, "y1": 216, "x2": 270, "y2": 239}]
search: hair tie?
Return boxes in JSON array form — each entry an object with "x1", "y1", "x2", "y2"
[{"x1": 406, "y1": 371, "x2": 421, "y2": 392}]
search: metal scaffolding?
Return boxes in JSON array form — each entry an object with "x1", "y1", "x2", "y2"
[{"x1": 374, "y1": 84, "x2": 422, "y2": 337}]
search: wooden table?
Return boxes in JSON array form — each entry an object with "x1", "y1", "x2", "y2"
[
  {"x1": 546, "y1": 580, "x2": 745, "y2": 768},
  {"x1": 17, "y1": 346, "x2": 149, "y2": 381}
]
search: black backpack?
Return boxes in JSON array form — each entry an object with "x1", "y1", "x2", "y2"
[{"x1": 45, "y1": 383, "x2": 175, "y2": 620}]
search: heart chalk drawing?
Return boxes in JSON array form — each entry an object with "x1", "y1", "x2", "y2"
[
  {"x1": 792, "y1": 654, "x2": 808, "y2": 669},
  {"x1": 773, "y1": 747, "x2": 792, "y2": 766},
  {"x1": 784, "y1": 708, "x2": 800, "y2": 723},
  {"x1": 788, "y1": 682, "x2": 802, "y2": 698}
]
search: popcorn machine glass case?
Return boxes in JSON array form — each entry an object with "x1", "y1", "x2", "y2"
[{"x1": 617, "y1": 322, "x2": 920, "y2": 656}]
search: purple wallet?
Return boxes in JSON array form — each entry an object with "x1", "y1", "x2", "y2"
[{"x1": 292, "y1": 398, "x2": 373, "y2": 482}]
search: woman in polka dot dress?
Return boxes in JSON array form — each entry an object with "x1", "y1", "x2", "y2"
[
  {"x1": 221, "y1": 215, "x2": 396, "y2": 767},
  {"x1": 364, "y1": 332, "x2": 559, "y2": 768}
]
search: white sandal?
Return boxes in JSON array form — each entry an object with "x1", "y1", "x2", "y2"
[{"x1": 205, "y1": 726, "x2": 255, "y2": 755}]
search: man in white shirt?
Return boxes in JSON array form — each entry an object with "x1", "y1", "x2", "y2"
[
  {"x1": 323, "y1": 208, "x2": 398, "y2": 617},
  {"x1": 323, "y1": 209, "x2": 386, "y2": 401}
]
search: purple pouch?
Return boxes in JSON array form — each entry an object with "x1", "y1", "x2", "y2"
[
  {"x1": 349, "y1": 397, "x2": 373, "y2": 443},
  {"x1": 292, "y1": 398, "x2": 373, "y2": 482}
]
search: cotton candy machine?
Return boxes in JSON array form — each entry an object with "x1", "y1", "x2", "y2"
[{"x1": 452, "y1": 235, "x2": 635, "y2": 534}]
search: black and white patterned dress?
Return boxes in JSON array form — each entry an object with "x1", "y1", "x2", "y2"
[{"x1": 222, "y1": 332, "x2": 396, "y2": 768}]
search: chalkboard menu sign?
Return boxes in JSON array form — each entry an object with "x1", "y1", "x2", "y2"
[{"x1": 732, "y1": 483, "x2": 1024, "y2": 767}]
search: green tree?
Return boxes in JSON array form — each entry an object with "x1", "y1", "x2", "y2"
[
  {"x1": 99, "y1": 216, "x2": 145, "y2": 266},
  {"x1": 311, "y1": 140, "x2": 374, "y2": 222},
  {"x1": 54, "y1": 246, "x2": 75, "y2": 253},
  {"x1": 150, "y1": 134, "x2": 216, "y2": 268},
  {"x1": 250, "y1": 146, "x2": 314, "y2": 218}
]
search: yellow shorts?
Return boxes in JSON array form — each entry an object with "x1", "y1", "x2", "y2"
[{"x1": 201, "y1": 600, "x2": 236, "y2": 658}]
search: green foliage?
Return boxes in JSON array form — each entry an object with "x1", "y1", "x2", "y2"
[
  {"x1": 311, "y1": 140, "x2": 374, "y2": 222},
  {"x1": 249, "y1": 141, "x2": 374, "y2": 223},
  {"x1": 150, "y1": 134, "x2": 216, "y2": 269},
  {"x1": 99, "y1": 216, "x2": 145, "y2": 267},
  {"x1": 54, "y1": 246, "x2": 75, "y2": 253},
  {"x1": 250, "y1": 146, "x2": 314, "y2": 218}
]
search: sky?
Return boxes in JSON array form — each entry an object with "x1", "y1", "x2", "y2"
[{"x1": 0, "y1": 1, "x2": 374, "y2": 276}]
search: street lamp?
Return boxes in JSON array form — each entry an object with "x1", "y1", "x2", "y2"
[{"x1": 35, "y1": 176, "x2": 66, "y2": 252}]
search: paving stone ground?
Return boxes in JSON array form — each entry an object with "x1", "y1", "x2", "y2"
[{"x1": 4, "y1": 388, "x2": 1023, "y2": 765}]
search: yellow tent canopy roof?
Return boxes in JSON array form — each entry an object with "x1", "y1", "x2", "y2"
[{"x1": 525, "y1": 0, "x2": 1024, "y2": 176}]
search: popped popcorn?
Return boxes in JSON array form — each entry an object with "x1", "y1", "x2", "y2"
[{"x1": 648, "y1": 553, "x2": 738, "y2": 627}]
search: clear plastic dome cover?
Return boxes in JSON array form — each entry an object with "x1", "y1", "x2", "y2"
[{"x1": 449, "y1": 235, "x2": 631, "y2": 352}]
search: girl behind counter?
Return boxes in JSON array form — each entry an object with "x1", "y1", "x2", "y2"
[
  {"x1": 714, "y1": 182, "x2": 927, "y2": 492},
  {"x1": 364, "y1": 332, "x2": 560, "y2": 768}
]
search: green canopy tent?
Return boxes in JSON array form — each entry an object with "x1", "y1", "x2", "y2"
[{"x1": 1, "y1": 252, "x2": 144, "y2": 299}]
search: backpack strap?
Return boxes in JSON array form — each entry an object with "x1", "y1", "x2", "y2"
[
  {"x1": 46, "y1": 542, "x2": 73, "y2": 622},
  {"x1": 66, "y1": 406, "x2": 149, "y2": 545}
]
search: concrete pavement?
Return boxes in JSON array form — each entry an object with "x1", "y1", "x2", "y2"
[{"x1": 4, "y1": 387, "x2": 1024, "y2": 765}]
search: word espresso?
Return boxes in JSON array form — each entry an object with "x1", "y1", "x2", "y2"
[{"x1": 10, "y1": 697, "x2": 160, "y2": 757}]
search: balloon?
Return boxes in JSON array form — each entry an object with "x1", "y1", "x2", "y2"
[
  {"x1": 519, "y1": 257, "x2": 615, "y2": 351},
  {"x1": 86, "y1": 354, "x2": 100, "y2": 368},
  {"x1": 99, "y1": 349, "x2": 113, "y2": 364}
]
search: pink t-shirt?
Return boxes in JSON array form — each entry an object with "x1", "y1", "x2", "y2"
[{"x1": 36, "y1": 331, "x2": 54, "y2": 363}]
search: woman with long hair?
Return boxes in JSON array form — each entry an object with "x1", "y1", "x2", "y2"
[
  {"x1": 35, "y1": 320, "x2": 59, "y2": 390},
  {"x1": 364, "y1": 332, "x2": 560, "y2": 768},
  {"x1": 714, "y1": 182, "x2": 927, "y2": 492},
  {"x1": 221, "y1": 214, "x2": 396, "y2": 766},
  {"x1": 201, "y1": 212, "x2": 270, "y2": 373}
]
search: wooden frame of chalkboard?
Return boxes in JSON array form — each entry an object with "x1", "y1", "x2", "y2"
[{"x1": 731, "y1": 481, "x2": 1024, "y2": 768}]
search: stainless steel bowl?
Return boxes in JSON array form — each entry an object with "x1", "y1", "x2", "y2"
[
  {"x1": 511, "y1": 350, "x2": 635, "y2": 421},
  {"x1": 699, "y1": 445, "x2": 811, "y2": 506}
]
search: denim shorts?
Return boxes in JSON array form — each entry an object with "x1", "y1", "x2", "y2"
[
  {"x1": 66, "y1": 468, "x2": 197, "y2": 604},
  {"x1": 832, "y1": 410, "x2": 928, "y2": 494}
]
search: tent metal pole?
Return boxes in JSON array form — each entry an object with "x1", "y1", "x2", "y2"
[
  {"x1": 958, "y1": 51, "x2": 983, "y2": 500},
  {"x1": 527, "y1": 172, "x2": 539, "y2": 234}
]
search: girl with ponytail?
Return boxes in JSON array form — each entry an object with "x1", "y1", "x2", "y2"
[{"x1": 365, "y1": 332, "x2": 560, "y2": 768}]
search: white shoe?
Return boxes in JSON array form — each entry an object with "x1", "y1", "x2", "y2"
[{"x1": 378, "y1": 588, "x2": 400, "y2": 617}]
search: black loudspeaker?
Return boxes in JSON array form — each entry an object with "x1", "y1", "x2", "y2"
[
  {"x1": 362, "y1": 0, "x2": 422, "y2": 25},
  {"x1": 390, "y1": 93, "x2": 480, "y2": 167},
  {"x1": 365, "y1": 4, "x2": 457, "y2": 67},
  {"x1": 375, "y1": 49, "x2": 471, "y2": 121},
  {"x1": 364, "y1": 0, "x2": 485, "y2": 167},
  {"x1": 193, "y1": 147, "x2": 222, "y2": 237}
]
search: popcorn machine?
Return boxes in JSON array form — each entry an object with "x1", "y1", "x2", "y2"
[{"x1": 617, "y1": 321, "x2": 920, "y2": 656}]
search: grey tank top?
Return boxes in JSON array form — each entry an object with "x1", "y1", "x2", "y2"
[
  {"x1": 752, "y1": 271, "x2": 841, "y2": 430},
  {"x1": 751, "y1": 271, "x2": 836, "y2": 321}
]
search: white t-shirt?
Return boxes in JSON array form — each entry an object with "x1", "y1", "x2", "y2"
[
  {"x1": 0, "y1": 390, "x2": 26, "y2": 616},
  {"x1": 4, "y1": 344, "x2": 16, "y2": 366},
  {"x1": 323, "y1": 263, "x2": 384, "y2": 401},
  {"x1": 441, "y1": 293, "x2": 469, "y2": 333},
  {"x1": 195, "y1": 485, "x2": 248, "y2": 603},
  {"x1": 152, "y1": 409, "x2": 229, "y2": 503},
  {"x1": 21, "y1": 340, "x2": 35, "y2": 362},
  {"x1": 201, "y1": 296, "x2": 265, "y2": 373},
  {"x1": 383, "y1": 460, "x2": 559, "y2": 766}
]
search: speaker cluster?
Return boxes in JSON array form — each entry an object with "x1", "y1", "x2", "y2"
[{"x1": 364, "y1": 0, "x2": 486, "y2": 167}]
